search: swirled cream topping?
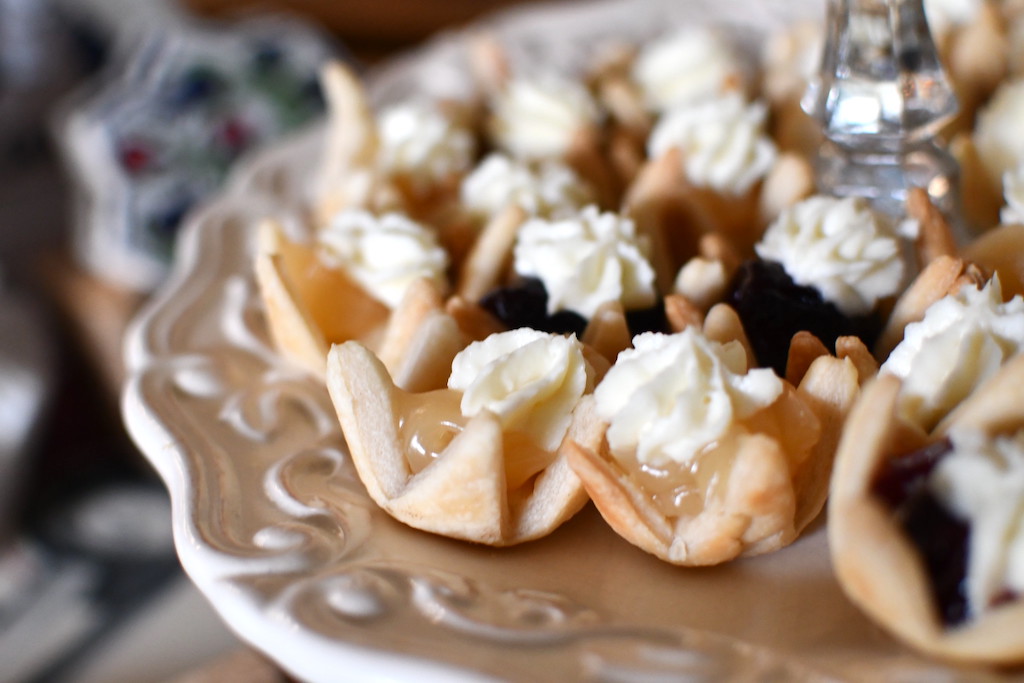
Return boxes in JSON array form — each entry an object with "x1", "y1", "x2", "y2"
[
  {"x1": 594, "y1": 329, "x2": 784, "y2": 467},
  {"x1": 377, "y1": 101, "x2": 475, "y2": 189},
  {"x1": 930, "y1": 427, "x2": 1024, "y2": 618},
  {"x1": 647, "y1": 92, "x2": 777, "y2": 195},
  {"x1": 318, "y1": 209, "x2": 448, "y2": 308},
  {"x1": 755, "y1": 195, "x2": 907, "y2": 316},
  {"x1": 1001, "y1": 163, "x2": 1024, "y2": 225},
  {"x1": 975, "y1": 79, "x2": 1024, "y2": 185},
  {"x1": 631, "y1": 27, "x2": 743, "y2": 112},
  {"x1": 513, "y1": 205, "x2": 657, "y2": 318},
  {"x1": 880, "y1": 277, "x2": 1024, "y2": 428},
  {"x1": 490, "y1": 74, "x2": 601, "y2": 160},
  {"x1": 459, "y1": 153, "x2": 594, "y2": 221},
  {"x1": 448, "y1": 328, "x2": 590, "y2": 452}
]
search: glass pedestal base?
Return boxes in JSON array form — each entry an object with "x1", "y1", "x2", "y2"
[{"x1": 814, "y1": 139, "x2": 967, "y2": 242}]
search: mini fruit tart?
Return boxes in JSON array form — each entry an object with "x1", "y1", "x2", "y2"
[
  {"x1": 878, "y1": 275, "x2": 1024, "y2": 432},
  {"x1": 830, "y1": 352, "x2": 1024, "y2": 665},
  {"x1": 728, "y1": 194, "x2": 911, "y2": 377},
  {"x1": 254, "y1": 208, "x2": 449, "y2": 377},
  {"x1": 325, "y1": 328, "x2": 603, "y2": 545},
  {"x1": 565, "y1": 325, "x2": 860, "y2": 565},
  {"x1": 468, "y1": 203, "x2": 679, "y2": 363},
  {"x1": 314, "y1": 61, "x2": 477, "y2": 226},
  {"x1": 470, "y1": 36, "x2": 618, "y2": 209}
]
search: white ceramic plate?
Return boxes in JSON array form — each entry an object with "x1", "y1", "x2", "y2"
[{"x1": 122, "y1": 1, "x2": 1014, "y2": 680}]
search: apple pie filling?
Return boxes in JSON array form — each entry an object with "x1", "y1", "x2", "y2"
[
  {"x1": 395, "y1": 328, "x2": 594, "y2": 492},
  {"x1": 395, "y1": 387, "x2": 558, "y2": 491},
  {"x1": 614, "y1": 384, "x2": 820, "y2": 519}
]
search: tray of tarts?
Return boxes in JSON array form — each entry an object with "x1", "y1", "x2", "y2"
[{"x1": 122, "y1": 0, "x2": 1024, "y2": 680}]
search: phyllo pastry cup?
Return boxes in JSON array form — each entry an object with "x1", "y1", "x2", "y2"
[
  {"x1": 255, "y1": 197, "x2": 453, "y2": 379},
  {"x1": 829, "y1": 353, "x2": 1024, "y2": 665},
  {"x1": 326, "y1": 328, "x2": 603, "y2": 546},
  {"x1": 254, "y1": 218, "x2": 390, "y2": 376},
  {"x1": 565, "y1": 324, "x2": 861, "y2": 566}
]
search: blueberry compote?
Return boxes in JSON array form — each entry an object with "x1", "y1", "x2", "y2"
[
  {"x1": 872, "y1": 438, "x2": 971, "y2": 626},
  {"x1": 727, "y1": 260, "x2": 882, "y2": 377},
  {"x1": 481, "y1": 277, "x2": 668, "y2": 337}
]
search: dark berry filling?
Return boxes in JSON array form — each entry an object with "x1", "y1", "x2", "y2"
[
  {"x1": 624, "y1": 303, "x2": 670, "y2": 336},
  {"x1": 480, "y1": 278, "x2": 668, "y2": 337},
  {"x1": 726, "y1": 260, "x2": 882, "y2": 377},
  {"x1": 872, "y1": 439, "x2": 972, "y2": 626},
  {"x1": 481, "y1": 278, "x2": 586, "y2": 336}
]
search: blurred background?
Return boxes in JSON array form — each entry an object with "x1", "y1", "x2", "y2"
[{"x1": 0, "y1": 0, "x2": 544, "y2": 680}]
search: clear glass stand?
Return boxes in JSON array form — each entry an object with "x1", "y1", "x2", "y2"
[{"x1": 803, "y1": 0, "x2": 962, "y2": 225}]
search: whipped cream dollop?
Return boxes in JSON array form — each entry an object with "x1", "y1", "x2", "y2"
[
  {"x1": 377, "y1": 100, "x2": 475, "y2": 190},
  {"x1": 513, "y1": 205, "x2": 657, "y2": 318},
  {"x1": 930, "y1": 427, "x2": 1024, "y2": 618},
  {"x1": 594, "y1": 329, "x2": 784, "y2": 467},
  {"x1": 459, "y1": 153, "x2": 594, "y2": 221},
  {"x1": 975, "y1": 79, "x2": 1024, "y2": 185},
  {"x1": 647, "y1": 92, "x2": 777, "y2": 195},
  {"x1": 881, "y1": 278, "x2": 1024, "y2": 428},
  {"x1": 631, "y1": 27, "x2": 743, "y2": 112},
  {"x1": 318, "y1": 209, "x2": 448, "y2": 308},
  {"x1": 755, "y1": 195, "x2": 907, "y2": 316},
  {"x1": 1001, "y1": 163, "x2": 1024, "y2": 225},
  {"x1": 490, "y1": 74, "x2": 602, "y2": 160},
  {"x1": 448, "y1": 328, "x2": 590, "y2": 452}
]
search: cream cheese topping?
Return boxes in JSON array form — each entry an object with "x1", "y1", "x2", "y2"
[
  {"x1": 489, "y1": 74, "x2": 602, "y2": 160},
  {"x1": 377, "y1": 101, "x2": 475, "y2": 189},
  {"x1": 513, "y1": 205, "x2": 657, "y2": 318},
  {"x1": 593, "y1": 329, "x2": 784, "y2": 467},
  {"x1": 631, "y1": 27, "x2": 743, "y2": 112},
  {"x1": 318, "y1": 209, "x2": 449, "y2": 308},
  {"x1": 447, "y1": 329, "x2": 590, "y2": 452},
  {"x1": 755, "y1": 195, "x2": 907, "y2": 316},
  {"x1": 975, "y1": 79, "x2": 1024, "y2": 185},
  {"x1": 647, "y1": 92, "x2": 777, "y2": 195},
  {"x1": 459, "y1": 153, "x2": 594, "y2": 221},
  {"x1": 1001, "y1": 163, "x2": 1024, "y2": 225},
  {"x1": 930, "y1": 427, "x2": 1024, "y2": 618},
  {"x1": 881, "y1": 277, "x2": 1024, "y2": 428}
]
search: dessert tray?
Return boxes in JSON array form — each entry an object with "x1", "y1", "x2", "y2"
[{"x1": 122, "y1": 0, "x2": 1022, "y2": 680}]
